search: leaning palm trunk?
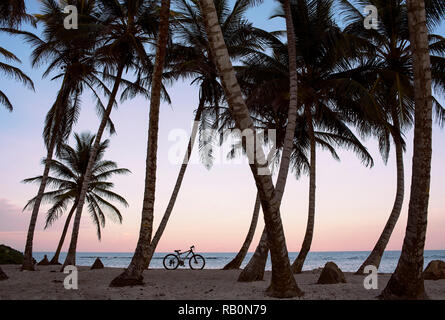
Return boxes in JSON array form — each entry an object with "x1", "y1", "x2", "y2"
[
  {"x1": 223, "y1": 193, "x2": 261, "y2": 270},
  {"x1": 49, "y1": 201, "x2": 78, "y2": 265},
  {"x1": 22, "y1": 138, "x2": 57, "y2": 270},
  {"x1": 61, "y1": 64, "x2": 125, "y2": 269},
  {"x1": 225, "y1": 147, "x2": 276, "y2": 271},
  {"x1": 238, "y1": 226, "x2": 269, "y2": 281},
  {"x1": 22, "y1": 81, "x2": 68, "y2": 271},
  {"x1": 356, "y1": 120, "x2": 404, "y2": 274},
  {"x1": 109, "y1": 0, "x2": 171, "y2": 287},
  {"x1": 236, "y1": 0, "x2": 300, "y2": 285},
  {"x1": 380, "y1": 0, "x2": 432, "y2": 300},
  {"x1": 198, "y1": 0, "x2": 302, "y2": 298},
  {"x1": 292, "y1": 110, "x2": 316, "y2": 273},
  {"x1": 145, "y1": 100, "x2": 204, "y2": 266}
]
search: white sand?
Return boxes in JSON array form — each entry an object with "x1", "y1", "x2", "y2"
[{"x1": 0, "y1": 265, "x2": 444, "y2": 300}]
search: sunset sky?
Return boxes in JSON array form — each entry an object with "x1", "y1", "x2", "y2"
[{"x1": 0, "y1": 0, "x2": 444, "y2": 254}]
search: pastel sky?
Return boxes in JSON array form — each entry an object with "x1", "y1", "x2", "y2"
[{"x1": 0, "y1": 1, "x2": 444, "y2": 253}]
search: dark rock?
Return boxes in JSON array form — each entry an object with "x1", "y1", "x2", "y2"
[
  {"x1": 37, "y1": 255, "x2": 50, "y2": 266},
  {"x1": 90, "y1": 258, "x2": 104, "y2": 270},
  {"x1": 0, "y1": 266, "x2": 8, "y2": 280},
  {"x1": 317, "y1": 262, "x2": 347, "y2": 284},
  {"x1": 0, "y1": 244, "x2": 24, "y2": 264},
  {"x1": 423, "y1": 260, "x2": 445, "y2": 280}
]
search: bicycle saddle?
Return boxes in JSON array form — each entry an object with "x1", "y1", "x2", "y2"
[{"x1": 174, "y1": 249, "x2": 181, "y2": 253}]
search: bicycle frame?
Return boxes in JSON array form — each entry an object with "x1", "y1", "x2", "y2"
[{"x1": 175, "y1": 248, "x2": 196, "y2": 263}]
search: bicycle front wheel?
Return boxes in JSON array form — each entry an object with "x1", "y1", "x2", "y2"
[
  {"x1": 163, "y1": 254, "x2": 180, "y2": 270},
  {"x1": 189, "y1": 254, "x2": 205, "y2": 270}
]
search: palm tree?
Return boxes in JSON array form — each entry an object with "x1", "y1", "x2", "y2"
[
  {"x1": 108, "y1": 0, "x2": 171, "y2": 286},
  {"x1": 20, "y1": 0, "x2": 110, "y2": 270},
  {"x1": 154, "y1": 0, "x2": 278, "y2": 271},
  {"x1": 198, "y1": 0, "x2": 303, "y2": 298},
  {"x1": 0, "y1": 0, "x2": 34, "y2": 111},
  {"x1": 285, "y1": 0, "x2": 375, "y2": 273},
  {"x1": 19, "y1": 0, "x2": 125, "y2": 270},
  {"x1": 338, "y1": 0, "x2": 445, "y2": 274},
  {"x1": 0, "y1": 40, "x2": 34, "y2": 112},
  {"x1": 62, "y1": 0, "x2": 160, "y2": 269},
  {"x1": 0, "y1": 0, "x2": 33, "y2": 27},
  {"x1": 23, "y1": 132, "x2": 130, "y2": 264},
  {"x1": 237, "y1": 0, "x2": 375, "y2": 279},
  {"x1": 380, "y1": 0, "x2": 436, "y2": 300}
]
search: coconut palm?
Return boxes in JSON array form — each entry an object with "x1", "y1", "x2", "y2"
[
  {"x1": 191, "y1": 0, "x2": 306, "y2": 292},
  {"x1": 284, "y1": 0, "x2": 375, "y2": 273},
  {"x1": 23, "y1": 132, "x2": 130, "y2": 264},
  {"x1": 144, "y1": 0, "x2": 278, "y2": 271},
  {"x1": 108, "y1": 0, "x2": 171, "y2": 286},
  {"x1": 0, "y1": 0, "x2": 33, "y2": 27},
  {"x1": 229, "y1": 0, "x2": 302, "y2": 286},
  {"x1": 19, "y1": 0, "x2": 115, "y2": 270},
  {"x1": 63, "y1": 0, "x2": 161, "y2": 269},
  {"x1": 337, "y1": 0, "x2": 445, "y2": 274},
  {"x1": 0, "y1": 0, "x2": 34, "y2": 111},
  {"x1": 198, "y1": 0, "x2": 304, "y2": 298},
  {"x1": 380, "y1": 0, "x2": 437, "y2": 299},
  {"x1": 235, "y1": 0, "x2": 376, "y2": 280},
  {"x1": 0, "y1": 40, "x2": 34, "y2": 112}
]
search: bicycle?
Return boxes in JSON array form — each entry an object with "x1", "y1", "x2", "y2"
[{"x1": 162, "y1": 245, "x2": 205, "y2": 270}]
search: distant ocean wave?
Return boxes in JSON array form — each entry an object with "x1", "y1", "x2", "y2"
[{"x1": 33, "y1": 250, "x2": 445, "y2": 273}]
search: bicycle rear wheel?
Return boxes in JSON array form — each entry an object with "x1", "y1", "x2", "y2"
[
  {"x1": 163, "y1": 254, "x2": 180, "y2": 270},
  {"x1": 189, "y1": 254, "x2": 205, "y2": 270}
]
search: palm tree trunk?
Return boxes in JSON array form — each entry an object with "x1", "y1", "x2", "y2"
[
  {"x1": 22, "y1": 138, "x2": 56, "y2": 270},
  {"x1": 292, "y1": 109, "x2": 316, "y2": 273},
  {"x1": 61, "y1": 63, "x2": 125, "y2": 269},
  {"x1": 49, "y1": 200, "x2": 78, "y2": 265},
  {"x1": 22, "y1": 80, "x2": 68, "y2": 271},
  {"x1": 225, "y1": 147, "x2": 275, "y2": 272},
  {"x1": 236, "y1": 0, "x2": 301, "y2": 288},
  {"x1": 198, "y1": 0, "x2": 302, "y2": 298},
  {"x1": 223, "y1": 193, "x2": 261, "y2": 270},
  {"x1": 380, "y1": 0, "x2": 432, "y2": 300},
  {"x1": 109, "y1": 0, "x2": 171, "y2": 287},
  {"x1": 273, "y1": 1, "x2": 299, "y2": 202},
  {"x1": 238, "y1": 226, "x2": 269, "y2": 281},
  {"x1": 356, "y1": 116, "x2": 404, "y2": 274},
  {"x1": 145, "y1": 99, "x2": 204, "y2": 266}
]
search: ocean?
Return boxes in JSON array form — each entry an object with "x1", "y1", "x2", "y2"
[{"x1": 33, "y1": 250, "x2": 445, "y2": 273}]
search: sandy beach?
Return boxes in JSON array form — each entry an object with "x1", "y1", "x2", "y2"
[{"x1": 1, "y1": 265, "x2": 444, "y2": 300}]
